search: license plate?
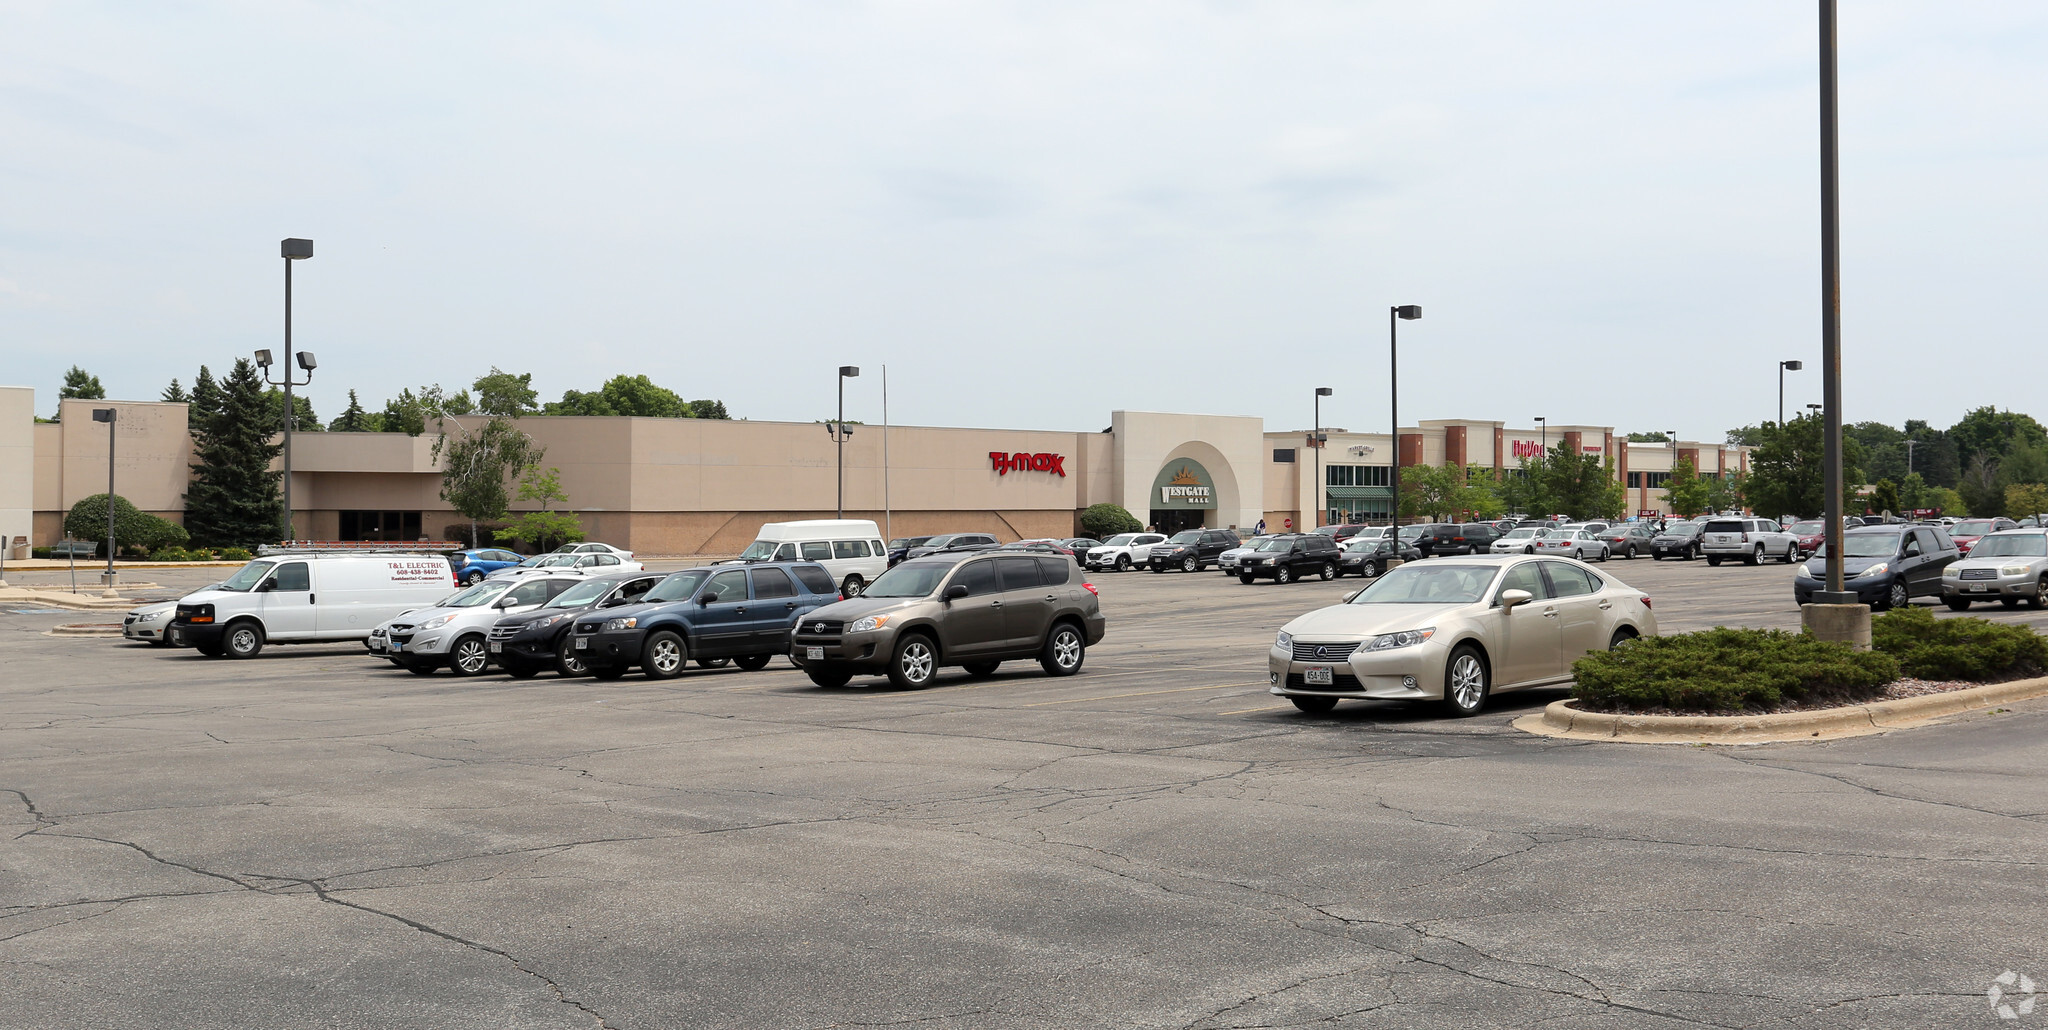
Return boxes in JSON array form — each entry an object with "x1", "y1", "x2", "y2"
[
  {"x1": 1972, "y1": 584, "x2": 1991, "y2": 592},
  {"x1": 806, "y1": 646, "x2": 824, "y2": 661},
  {"x1": 391, "y1": 641, "x2": 403, "y2": 652},
  {"x1": 488, "y1": 642, "x2": 502, "y2": 652},
  {"x1": 575, "y1": 637, "x2": 589, "y2": 650},
  {"x1": 1303, "y1": 666, "x2": 1334, "y2": 686}
]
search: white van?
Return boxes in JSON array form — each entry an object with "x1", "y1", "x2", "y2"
[
  {"x1": 168, "y1": 552, "x2": 458, "y2": 659},
  {"x1": 737, "y1": 519, "x2": 888, "y2": 597}
]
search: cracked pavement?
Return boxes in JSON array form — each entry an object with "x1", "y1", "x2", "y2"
[{"x1": 3, "y1": 562, "x2": 2045, "y2": 1028}]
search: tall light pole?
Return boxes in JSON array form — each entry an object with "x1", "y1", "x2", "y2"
[
  {"x1": 1535, "y1": 417, "x2": 1547, "y2": 456},
  {"x1": 1814, "y1": 0, "x2": 1857, "y2": 624},
  {"x1": 92, "y1": 408, "x2": 116, "y2": 588},
  {"x1": 836, "y1": 366, "x2": 859, "y2": 518},
  {"x1": 260, "y1": 238, "x2": 316, "y2": 542},
  {"x1": 1313, "y1": 387, "x2": 1332, "y2": 527},
  {"x1": 1905, "y1": 438, "x2": 1916, "y2": 474},
  {"x1": 1778, "y1": 360, "x2": 1803, "y2": 426},
  {"x1": 1389, "y1": 306, "x2": 1421, "y2": 525}
]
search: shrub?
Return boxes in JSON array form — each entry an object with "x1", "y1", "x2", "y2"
[
  {"x1": 217, "y1": 546, "x2": 254, "y2": 562},
  {"x1": 1871, "y1": 606, "x2": 2048, "y2": 682},
  {"x1": 62, "y1": 494, "x2": 188, "y2": 557},
  {"x1": 32, "y1": 547, "x2": 52, "y2": 559},
  {"x1": 1080, "y1": 503, "x2": 1142, "y2": 539},
  {"x1": 1572, "y1": 627, "x2": 1898, "y2": 714}
]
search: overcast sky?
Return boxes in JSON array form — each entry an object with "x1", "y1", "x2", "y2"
[{"x1": 5, "y1": 2, "x2": 2045, "y2": 441}]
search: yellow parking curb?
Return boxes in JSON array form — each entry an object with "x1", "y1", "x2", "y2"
[{"x1": 1512, "y1": 675, "x2": 2048, "y2": 744}]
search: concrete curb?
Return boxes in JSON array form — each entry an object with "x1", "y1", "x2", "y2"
[
  {"x1": 47, "y1": 623, "x2": 124, "y2": 637},
  {"x1": 0, "y1": 589, "x2": 145, "y2": 611},
  {"x1": 1512, "y1": 675, "x2": 2048, "y2": 744}
]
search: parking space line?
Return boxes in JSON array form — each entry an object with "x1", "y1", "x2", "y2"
[
  {"x1": 1218, "y1": 703, "x2": 1291, "y2": 715},
  {"x1": 1017, "y1": 683, "x2": 1258, "y2": 707}
]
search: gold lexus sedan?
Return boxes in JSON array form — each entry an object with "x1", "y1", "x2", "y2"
[{"x1": 1267, "y1": 554, "x2": 1658, "y2": 715}]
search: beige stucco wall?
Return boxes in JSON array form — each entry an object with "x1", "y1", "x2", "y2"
[
  {"x1": 1111, "y1": 410, "x2": 1264, "y2": 531},
  {"x1": 0, "y1": 387, "x2": 31, "y2": 557},
  {"x1": 50, "y1": 398, "x2": 192, "y2": 517}
]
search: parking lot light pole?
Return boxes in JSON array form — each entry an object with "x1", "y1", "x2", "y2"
[
  {"x1": 1313, "y1": 387, "x2": 1332, "y2": 527},
  {"x1": 92, "y1": 408, "x2": 116, "y2": 592},
  {"x1": 1778, "y1": 360, "x2": 1803, "y2": 426},
  {"x1": 1390, "y1": 306, "x2": 1421, "y2": 525},
  {"x1": 263, "y1": 238, "x2": 316, "y2": 542},
  {"x1": 836, "y1": 366, "x2": 860, "y2": 519}
]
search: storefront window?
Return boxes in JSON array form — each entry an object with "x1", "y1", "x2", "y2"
[{"x1": 340, "y1": 510, "x2": 423, "y2": 542}]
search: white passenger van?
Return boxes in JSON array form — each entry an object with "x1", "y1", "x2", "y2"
[
  {"x1": 168, "y1": 552, "x2": 458, "y2": 659},
  {"x1": 737, "y1": 519, "x2": 888, "y2": 597}
]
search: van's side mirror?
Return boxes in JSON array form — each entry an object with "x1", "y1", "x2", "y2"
[
  {"x1": 1500, "y1": 588, "x2": 1533, "y2": 610},
  {"x1": 699, "y1": 592, "x2": 719, "y2": 605},
  {"x1": 256, "y1": 579, "x2": 276, "y2": 592},
  {"x1": 944, "y1": 584, "x2": 970, "y2": 601}
]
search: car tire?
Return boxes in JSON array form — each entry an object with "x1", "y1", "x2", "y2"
[
  {"x1": 1320, "y1": 562, "x2": 1336, "y2": 581},
  {"x1": 1150, "y1": 564, "x2": 1163, "y2": 573},
  {"x1": 222, "y1": 620, "x2": 264, "y2": 660},
  {"x1": 887, "y1": 633, "x2": 938, "y2": 689},
  {"x1": 1182, "y1": 556, "x2": 1198, "y2": 573},
  {"x1": 406, "y1": 663, "x2": 437, "y2": 676},
  {"x1": 591, "y1": 666, "x2": 627, "y2": 680},
  {"x1": 840, "y1": 575, "x2": 865, "y2": 598},
  {"x1": 642, "y1": 630, "x2": 687, "y2": 679},
  {"x1": 1239, "y1": 574, "x2": 1255, "y2": 585},
  {"x1": 806, "y1": 665, "x2": 853, "y2": 688},
  {"x1": 1597, "y1": 548, "x2": 1609, "y2": 562},
  {"x1": 734, "y1": 653, "x2": 772, "y2": 671},
  {"x1": 696, "y1": 657, "x2": 731, "y2": 668},
  {"x1": 556, "y1": 638, "x2": 588, "y2": 677},
  {"x1": 2033, "y1": 576, "x2": 2048, "y2": 609},
  {"x1": 1440, "y1": 645, "x2": 1491, "y2": 717},
  {"x1": 1289, "y1": 696, "x2": 1338, "y2": 714},
  {"x1": 1946, "y1": 597, "x2": 1972, "y2": 611},
  {"x1": 1707, "y1": 556, "x2": 1723, "y2": 567},
  {"x1": 1781, "y1": 545, "x2": 1797, "y2": 564},
  {"x1": 1115, "y1": 555, "x2": 1131, "y2": 572},
  {"x1": 1362, "y1": 561, "x2": 1381, "y2": 579},
  {"x1": 1653, "y1": 554, "x2": 1664, "y2": 561},
  {"x1": 1745, "y1": 546, "x2": 1763, "y2": 567},
  {"x1": 963, "y1": 660, "x2": 1001, "y2": 678},
  {"x1": 503, "y1": 659, "x2": 540, "y2": 679},
  {"x1": 447, "y1": 634, "x2": 490, "y2": 676},
  {"x1": 1609, "y1": 627, "x2": 1638, "y2": 649},
  {"x1": 1885, "y1": 578, "x2": 1909, "y2": 611},
  {"x1": 2002, "y1": 597, "x2": 2022, "y2": 609},
  {"x1": 1040, "y1": 622, "x2": 1085, "y2": 677},
  {"x1": 465, "y1": 570, "x2": 486, "y2": 586},
  {"x1": 1624, "y1": 545, "x2": 1637, "y2": 559},
  {"x1": 1274, "y1": 566, "x2": 1293, "y2": 585},
  {"x1": 1523, "y1": 546, "x2": 1535, "y2": 555}
]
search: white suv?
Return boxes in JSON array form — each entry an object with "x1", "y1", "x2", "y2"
[
  {"x1": 1699, "y1": 517, "x2": 1800, "y2": 566},
  {"x1": 1085, "y1": 532, "x2": 1168, "y2": 573},
  {"x1": 371, "y1": 574, "x2": 580, "y2": 675}
]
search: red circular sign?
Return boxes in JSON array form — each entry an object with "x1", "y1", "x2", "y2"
[{"x1": 1283, "y1": 518, "x2": 1294, "y2": 529}]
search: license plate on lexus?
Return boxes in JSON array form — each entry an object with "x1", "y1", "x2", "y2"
[
  {"x1": 1304, "y1": 666, "x2": 1334, "y2": 686},
  {"x1": 806, "y1": 646, "x2": 824, "y2": 661},
  {"x1": 488, "y1": 642, "x2": 502, "y2": 652},
  {"x1": 574, "y1": 637, "x2": 588, "y2": 650}
]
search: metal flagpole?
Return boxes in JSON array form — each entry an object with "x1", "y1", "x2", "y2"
[{"x1": 883, "y1": 365, "x2": 891, "y2": 543}]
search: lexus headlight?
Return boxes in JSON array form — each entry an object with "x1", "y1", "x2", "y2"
[
  {"x1": 1364, "y1": 628, "x2": 1436, "y2": 651},
  {"x1": 2003, "y1": 566, "x2": 2032, "y2": 577},
  {"x1": 1855, "y1": 563, "x2": 1888, "y2": 579},
  {"x1": 1276, "y1": 630, "x2": 1293, "y2": 648},
  {"x1": 850, "y1": 614, "x2": 890, "y2": 633},
  {"x1": 603, "y1": 617, "x2": 637, "y2": 631},
  {"x1": 419, "y1": 614, "x2": 455, "y2": 630}
]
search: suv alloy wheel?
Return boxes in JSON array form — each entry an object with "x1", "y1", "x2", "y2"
[
  {"x1": 887, "y1": 633, "x2": 937, "y2": 689},
  {"x1": 1182, "y1": 556, "x2": 1198, "y2": 573},
  {"x1": 1274, "y1": 565, "x2": 1294, "y2": 585},
  {"x1": 447, "y1": 634, "x2": 490, "y2": 676},
  {"x1": 642, "y1": 630, "x2": 687, "y2": 679},
  {"x1": 1041, "y1": 623, "x2": 1085, "y2": 676}
]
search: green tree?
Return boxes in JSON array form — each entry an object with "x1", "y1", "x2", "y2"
[
  {"x1": 1869, "y1": 479, "x2": 1900, "y2": 517},
  {"x1": 431, "y1": 398, "x2": 544, "y2": 549},
  {"x1": 183, "y1": 359, "x2": 284, "y2": 547},
  {"x1": 1399, "y1": 464, "x2": 1463, "y2": 521},
  {"x1": 1957, "y1": 454, "x2": 2004, "y2": 518},
  {"x1": 1725, "y1": 425, "x2": 1764, "y2": 447},
  {"x1": 380, "y1": 389, "x2": 429, "y2": 436},
  {"x1": 188, "y1": 365, "x2": 224, "y2": 433},
  {"x1": 545, "y1": 375, "x2": 692, "y2": 418},
  {"x1": 688, "y1": 398, "x2": 731, "y2": 420},
  {"x1": 1704, "y1": 472, "x2": 1746, "y2": 515},
  {"x1": 1925, "y1": 486, "x2": 1967, "y2": 517},
  {"x1": 53, "y1": 365, "x2": 105, "y2": 419},
  {"x1": 1949, "y1": 406, "x2": 2047, "y2": 471},
  {"x1": 1897, "y1": 472, "x2": 1930, "y2": 512},
  {"x1": 263, "y1": 388, "x2": 322, "y2": 433},
  {"x1": 1625, "y1": 431, "x2": 1671, "y2": 443},
  {"x1": 1663, "y1": 457, "x2": 1711, "y2": 517},
  {"x1": 161, "y1": 379, "x2": 189, "y2": 404},
  {"x1": 1739, "y1": 415, "x2": 1863, "y2": 519},
  {"x1": 500, "y1": 467, "x2": 586, "y2": 552},
  {"x1": 329, "y1": 390, "x2": 380, "y2": 432},
  {"x1": 1903, "y1": 421, "x2": 1961, "y2": 488},
  {"x1": 1080, "y1": 503, "x2": 1141, "y2": 538},
  {"x1": 1527, "y1": 443, "x2": 1617, "y2": 521},
  {"x1": 2006, "y1": 483, "x2": 2048, "y2": 522},
  {"x1": 473, "y1": 368, "x2": 539, "y2": 416},
  {"x1": 1998, "y1": 441, "x2": 2048, "y2": 488},
  {"x1": 63, "y1": 493, "x2": 189, "y2": 557}
]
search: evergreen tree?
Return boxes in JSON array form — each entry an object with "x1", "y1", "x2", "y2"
[
  {"x1": 52, "y1": 365, "x2": 105, "y2": 419},
  {"x1": 162, "y1": 378, "x2": 190, "y2": 404},
  {"x1": 188, "y1": 365, "x2": 225, "y2": 433},
  {"x1": 381, "y1": 389, "x2": 429, "y2": 436},
  {"x1": 330, "y1": 390, "x2": 380, "y2": 432},
  {"x1": 183, "y1": 359, "x2": 284, "y2": 547}
]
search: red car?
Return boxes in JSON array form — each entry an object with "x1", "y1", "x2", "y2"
[
  {"x1": 1788, "y1": 519, "x2": 1825, "y2": 558},
  {"x1": 1949, "y1": 518, "x2": 2020, "y2": 555}
]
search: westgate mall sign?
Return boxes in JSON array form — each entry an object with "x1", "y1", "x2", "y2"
[
  {"x1": 1152, "y1": 460, "x2": 1216, "y2": 507},
  {"x1": 990, "y1": 451, "x2": 1066, "y2": 477}
]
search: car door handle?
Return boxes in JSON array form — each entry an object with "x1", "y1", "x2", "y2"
[
  {"x1": 1044, "y1": 594, "x2": 1056, "y2": 601},
  {"x1": 785, "y1": 602, "x2": 797, "y2": 609},
  {"x1": 1597, "y1": 601, "x2": 1612, "y2": 610},
  {"x1": 735, "y1": 607, "x2": 747, "y2": 614},
  {"x1": 990, "y1": 600, "x2": 1003, "y2": 607},
  {"x1": 1542, "y1": 608, "x2": 1559, "y2": 618}
]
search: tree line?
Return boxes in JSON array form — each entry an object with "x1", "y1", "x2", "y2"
[{"x1": 1731, "y1": 406, "x2": 2048, "y2": 519}]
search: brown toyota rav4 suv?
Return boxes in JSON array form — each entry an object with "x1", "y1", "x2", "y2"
[{"x1": 789, "y1": 552, "x2": 1107, "y2": 689}]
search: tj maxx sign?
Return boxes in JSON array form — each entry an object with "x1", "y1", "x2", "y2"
[{"x1": 990, "y1": 451, "x2": 1066, "y2": 477}]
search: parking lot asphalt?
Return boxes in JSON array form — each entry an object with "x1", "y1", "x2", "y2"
[{"x1": 4, "y1": 556, "x2": 2046, "y2": 1029}]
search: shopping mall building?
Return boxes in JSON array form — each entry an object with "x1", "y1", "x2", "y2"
[{"x1": 0, "y1": 386, "x2": 1751, "y2": 555}]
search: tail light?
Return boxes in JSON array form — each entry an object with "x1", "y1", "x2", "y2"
[
  {"x1": 1641, "y1": 596, "x2": 1653, "y2": 609},
  {"x1": 1082, "y1": 582, "x2": 1099, "y2": 596}
]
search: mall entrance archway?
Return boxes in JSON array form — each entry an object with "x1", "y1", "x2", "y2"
[
  {"x1": 1147, "y1": 459, "x2": 1219, "y2": 534},
  {"x1": 1148, "y1": 508, "x2": 1209, "y2": 534}
]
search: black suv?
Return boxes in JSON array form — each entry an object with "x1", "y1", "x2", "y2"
[
  {"x1": 1147, "y1": 529, "x2": 1242, "y2": 573},
  {"x1": 570, "y1": 562, "x2": 840, "y2": 679},
  {"x1": 1235, "y1": 534, "x2": 1343, "y2": 584},
  {"x1": 486, "y1": 570, "x2": 664, "y2": 678},
  {"x1": 1410, "y1": 523, "x2": 1463, "y2": 557}
]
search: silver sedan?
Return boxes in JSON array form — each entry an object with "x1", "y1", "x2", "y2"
[
  {"x1": 1531, "y1": 529, "x2": 1611, "y2": 562},
  {"x1": 1269, "y1": 554, "x2": 1657, "y2": 715}
]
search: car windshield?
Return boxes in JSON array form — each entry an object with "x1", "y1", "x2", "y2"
[
  {"x1": 863, "y1": 562, "x2": 952, "y2": 598},
  {"x1": 641, "y1": 570, "x2": 711, "y2": 603},
  {"x1": 1349, "y1": 564, "x2": 1497, "y2": 604},
  {"x1": 1253, "y1": 537, "x2": 1294, "y2": 552},
  {"x1": 1791, "y1": 521, "x2": 1824, "y2": 534},
  {"x1": 1663, "y1": 524, "x2": 1701, "y2": 537},
  {"x1": 1103, "y1": 534, "x2": 1137, "y2": 546},
  {"x1": 217, "y1": 560, "x2": 278, "y2": 592},
  {"x1": 443, "y1": 581, "x2": 513, "y2": 607},
  {"x1": 738, "y1": 540, "x2": 779, "y2": 560},
  {"x1": 1954, "y1": 520, "x2": 1999, "y2": 536},
  {"x1": 545, "y1": 578, "x2": 617, "y2": 609},
  {"x1": 1169, "y1": 531, "x2": 1202, "y2": 544},
  {"x1": 1969, "y1": 535, "x2": 2048, "y2": 558},
  {"x1": 1398, "y1": 525, "x2": 1429, "y2": 539},
  {"x1": 1816, "y1": 534, "x2": 1903, "y2": 559}
]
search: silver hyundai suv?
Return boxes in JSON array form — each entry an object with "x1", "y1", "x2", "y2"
[{"x1": 789, "y1": 552, "x2": 1107, "y2": 689}]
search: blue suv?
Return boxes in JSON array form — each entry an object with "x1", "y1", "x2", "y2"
[
  {"x1": 568, "y1": 562, "x2": 839, "y2": 679},
  {"x1": 448, "y1": 547, "x2": 527, "y2": 585}
]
